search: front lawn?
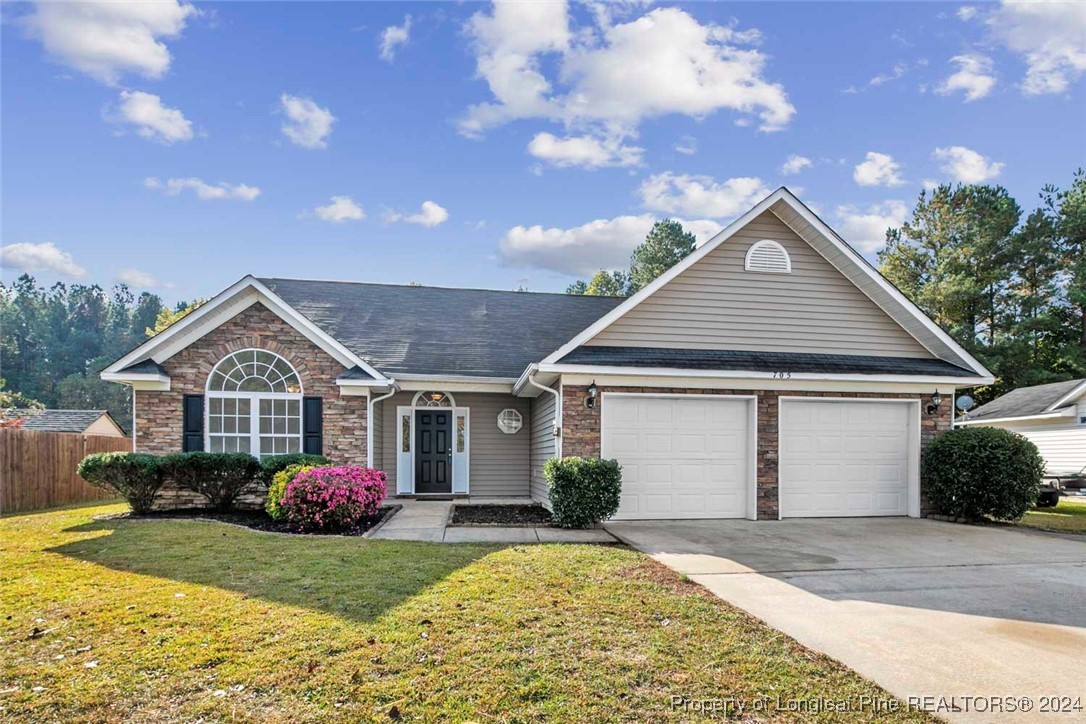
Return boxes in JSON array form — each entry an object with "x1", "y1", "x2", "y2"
[
  {"x1": 1, "y1": 503, "x2": 929, "y2": 722},
  {"x1": 1019, "y1": 497, "x2": 1086, "y2": 534}
]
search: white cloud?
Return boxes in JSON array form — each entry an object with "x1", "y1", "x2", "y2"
[
  {"x1": 936, "y1": 54, "x2": 997, "y2": 101},
  {"x1": 0, "y1": 242, "x2": 86, "y2": 278},
  {"x1": 461, "y1": 4, "x2": 794, "y2": 138},
  {"x1": 853, "y1": 151, "x2": 904, "y2": 187},
  {"x1": 933, "y1": 145, "x2": 1005, "y2": 182},
  {"x1": 834, "y1": 201, "x2": 908, "y2": 253},
  {"x1": 674, "y1": 136, "x2": 697, "y2": 155},
  {"x1": 116, "y1": 268, "x2": 173, "y2": 289},
  {"x1": 957, "y1": 6, "x2": 979, "y2": 21},
  {"x1": 109, "y1": 90, "x2": 193, "y2": 144},
  {"x1": 20, "y1": 0, "x2": 196, "y2": 85},
  {"x1": 527, "y1": 132, "x2": 643, "y2": 169},
  {"x1": 143, "y1": 177, "x2": 260, "y2": 201},
  {"x1": 868, "y1": 62, "x2": 907, "y2": 87},
  {"x1": 638, "y1": 173, "x2": 770, "y2": 218},
  {"x1": 988, "y1": 0, "x2": 1086, "y2": 94},
  {"x1": 780, "y1": 154, "x2": 812, "y2": 175},
  {"x1": 379, "y1": 15, "x2": 412, "y2": 62},
  {"x1": 385, "y1": 200, "x2": 449, "y2": 228},
  {"x1": 310, "y1": 196, "x2": 364, "y2": 223},
  {"x1": 498, "y1": 213, "x2": 720, "y2": 276},
  {"x1": 922, "y1": 178, "x2": 941, "y2": 191},
  {"x1": 280, "y1": 94, "x2": 335, "y2": 149}
]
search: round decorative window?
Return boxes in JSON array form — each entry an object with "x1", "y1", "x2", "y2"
[{"x1": 497, "y1": 408, "x2": 523, "y2": 434}]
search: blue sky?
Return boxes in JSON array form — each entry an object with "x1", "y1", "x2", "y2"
[{"x1": 2, "y1": 1, "x2": 1084, "y2": 303}]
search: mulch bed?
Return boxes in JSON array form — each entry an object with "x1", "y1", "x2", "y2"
[
  {"x1": 125, "y1": 505, "x2": 401, "y2": 536},
  {"x1": 450, "y1": 504, "x2": 553, "y2": 527}
]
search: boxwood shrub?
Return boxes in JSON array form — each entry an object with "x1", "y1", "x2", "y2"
[
  {"x1": 161, "y1": 452, "x2": 262, "y2": 511},
  {"x1": 923, "y1": 426, "x2": 1044, "y2": 521},
  {"x1": 544, "y1": 457, "x2": 622, "y2": 529},
  {"x1": 77, "y1": 452, "x2": 165, "y2": 514},
  {"x1": 259, "y1": 453, "x2": 330, "y2": 485},
  {"x1": 266, "y1": 463, "x2": 319, "y2": 520},
  {"x1": 280, "y1": 466, "x2": 387, "y2": 533}
]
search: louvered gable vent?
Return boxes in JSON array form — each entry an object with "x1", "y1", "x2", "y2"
[{"x1": 744, "y1": 240, "x2": 791, "y2": 273}]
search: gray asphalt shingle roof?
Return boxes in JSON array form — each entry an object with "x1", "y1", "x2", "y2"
[
  {"x1": 965, "y1": 378, "x2": 1086, "y2": 421},
  {"x1": 19, "y1": 409, "x2": 115, "y2": 433},
  {"x1": 558, "y1": 346, "x2": 977, "y2": 377},
  {"x1": 259, "y1": 278, "x2": 625, "y2": 378}
]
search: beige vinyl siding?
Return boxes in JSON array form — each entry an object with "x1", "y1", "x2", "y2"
[
  {"x1": 85, "y1": 415, "x2": 126, "y2": 437},
  {"x1": 981, "y1": 418, "x2": 1086, "y2": 473},
  {"x1": 370, "y1": 398, "x2": 384, "y2": 471},
  {"x1": 379, "y1": 391, "x2": 530, "y2": 496},
  {"x1": 586, "y1": 210, "x2": 932, "y2": 358},
  {"x1": 529, "y1": 386, "x2": 558, "y2": 504}
]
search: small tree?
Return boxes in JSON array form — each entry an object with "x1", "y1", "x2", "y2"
[
  {"x1": 628, "y1": 219, "x2": 697, "y2": 293},
  {"x1": 78, "y1": 452, "x2": 165, "y2": 514}
]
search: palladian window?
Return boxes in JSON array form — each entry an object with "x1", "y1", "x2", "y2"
[{"x1": 206, "y1": 349, "x2": 303, "y2": 456}]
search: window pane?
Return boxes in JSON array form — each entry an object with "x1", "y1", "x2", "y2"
[
  {"x1": 274, "y1": 399, "x2": 286, "y2": 416},
  {"x1": 237, "y1": 437, "x2": 251, "y2": 454},
  {"x1": 287, "y1": 438, "x2": 300, "y2": 453},
  {"x1": 240, "y1": 377, "x2": 272, "y2": 392},
  {"x1": 286, "y1": 399, "x2": 299, "y2": 416},
  {"x1": 224, "y1": 417, "x2": 236, "y2": 434},
  {"x1": 238, "y1": 398, "x2": 251, "y2": 415},
  {"x1": 209, "y1": 416, "x2": 222, "y2": 433},
  {"x1": 210, "y1": 436, "x2": 223, "y2": 453},
  {"x1": 274, "y1": 417, "x2": 285, "y2": 434},
  {"x1": 260, "y1": 399, "x2": 272, "y2": 416},
  {"x1": 238, "y1": 416, "x2": 251, "y2": 434},
  {"x1": 260, "y1": 437, "x2": 273, "y2": 454},
  {"x1": 457, "y1": 416, "x2": 465, "y2": 453},
  {"x1": 287, "y1": 417, "x2": 299, "y2": 435},
  {"x1": 401, "y1": 415, "x2": 410, "y2": 452}
]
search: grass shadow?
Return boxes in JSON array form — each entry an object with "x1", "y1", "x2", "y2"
[{"x1": 48, "y1": 515, "x2": 501, "y2": 624}]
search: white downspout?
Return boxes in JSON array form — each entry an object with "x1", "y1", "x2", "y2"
[
  {"x1": 367, "y1": 381, "x2": 399, "y2": 468},
  {"x1": 525, "y1": 366, "x2": 561, "y2": 453}
]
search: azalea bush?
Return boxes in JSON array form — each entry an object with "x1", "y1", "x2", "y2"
[
  {"x1": 266, "y1": 463, "x2": 318, "y2": 521},
  {"x1": 77, "y1": 452, "x2": 165, "y2": 514},
  {"x1": 280, "y1": 466, "x2": 387, "y2": 533},
  {"x1": 545, "y1": 457, "x2": 622, "y2": 529}
]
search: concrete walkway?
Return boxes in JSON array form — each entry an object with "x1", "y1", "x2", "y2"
[
  {"x1": 368, "y1": 499, "x2": 616, "y2": 543},
  {"x1": 606, "y1": 518, "x2": 1086, "y2": 723}
]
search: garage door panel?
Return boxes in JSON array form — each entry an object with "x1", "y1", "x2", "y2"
[
  {"x1": 604, "y1": 396, "x2": 752, "y2": 520},
  {"x1": 781, "y1": 400, "x2": 912, "y2": 518}
]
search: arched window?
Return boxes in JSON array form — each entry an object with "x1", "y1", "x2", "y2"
[
  {"x1": 412, "y1": 390, "x2": 455, "y2": 408},
  {"x1": 744, "y1": 239, "x2": 792, "y2": 273},
  {"x1": 206, "y1": 349, "x2": 303, "y2": 456}
]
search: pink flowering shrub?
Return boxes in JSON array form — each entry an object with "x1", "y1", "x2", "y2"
[{"x1": 280, "y1": 466, "x2": 387, "y2": 533}]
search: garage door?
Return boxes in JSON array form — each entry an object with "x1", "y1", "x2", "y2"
[
  {"x1": 602, "y1": 395, "x2": 752, "y2": 520},
  {"x1": 779, "y1": 399, "x2": 915, "y2": 518}
]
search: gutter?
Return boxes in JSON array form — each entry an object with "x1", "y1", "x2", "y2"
[
  {"x1": 524, "y1": 364, "x2": 562, "y2": 445},
  {"x1": 367, "y1": 380, "x2": 399, "y2": 468}
]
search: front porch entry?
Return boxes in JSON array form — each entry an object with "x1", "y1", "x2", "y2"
[{"x1": 396, "y1": 391, "x2": 469, "y2": 495}]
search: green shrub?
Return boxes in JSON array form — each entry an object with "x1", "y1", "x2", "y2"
[
  {"x1": 923, "y1": 427, "x2": 1044, "y2": 521},
  {"x1": 77, "y1": 452, "x2": 165, "y2": 514},
  {"x1": 544, "y1": 457, "x2": 622, "y2": 529},
  {"x1": 266, "y1": 464, "x2": 319, "y2": 520},
  {"x1": 259, "y1": 453, "x2": 330, "y2": 485},
  {"x1": 161, "y1": 452, "x2": 261, "y2": 511}
]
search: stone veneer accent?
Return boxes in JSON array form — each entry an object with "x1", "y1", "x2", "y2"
[
  {"x1": 562, "y1": 385, "x2": 952, "y2": 520},
  {"x1": 134, "y1": 302, "x2": 367, "y2": 509}
]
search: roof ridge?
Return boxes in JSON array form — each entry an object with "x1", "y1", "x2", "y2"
[{"x1": 258, "y1": 276, "x2": 626, "y2": 300}]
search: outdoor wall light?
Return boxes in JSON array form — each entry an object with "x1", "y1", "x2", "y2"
[
  {"x1": 926, "y1": 390, "x2": 943, "y2": 415},
  {"x1": 584, "y1": 381, "x2": 599, "y2": 409}
]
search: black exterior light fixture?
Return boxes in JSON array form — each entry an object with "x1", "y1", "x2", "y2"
[
  {"x1": 926, "y1": 390, "x2": 943, "y2": 415},
  {"x1": 585, "y1": 381, "x2": 599, "y2": 409}
]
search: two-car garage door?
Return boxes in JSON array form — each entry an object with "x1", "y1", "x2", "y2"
[{"x1": 602, "y1": 394, "x2": 917, "y2": 520}]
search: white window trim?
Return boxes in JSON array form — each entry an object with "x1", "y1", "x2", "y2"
[
  {"x1": 411, "y1": 390, "x2": 457, "y2": 408},
  {"x1": 204, "y1": 349, "x2": 304, "y2": 457},
  {"x1": 744, "y1": 239, "x2": 792, "y2": 273},
  {"x1": 497, "y1": 408, "x2": 523, "y2": 434}
]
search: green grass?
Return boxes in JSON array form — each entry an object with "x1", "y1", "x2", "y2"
[
  {"x1": 0, "y1": 504, "x2": 930, "y2": 722},
  {"x1": 1019, "y1": 497, "x2": 1086, "y2": 534}
]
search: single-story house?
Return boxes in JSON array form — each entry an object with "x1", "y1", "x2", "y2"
[
  {"x1": 17, "y1": 409, "x2": 127, "y2": 437},
  {"x1": 101, "y1": 188, "x2": 992, "y2": 520},
  {"x1": 958, "y1": 378, "x2": 1086, "y2": 474}
]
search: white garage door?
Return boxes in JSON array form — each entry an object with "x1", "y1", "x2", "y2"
[
  {"x1": 779, "y1": 399, "x2": 916, "y2": 518},
  {"x1": 602, "y1": 394, "x2": 752, "y2": 520}
]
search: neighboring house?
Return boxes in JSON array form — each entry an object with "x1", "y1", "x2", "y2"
[
  {"x1": 958, "y1": 379, "x2": 1086, "y2": 474},
  {"x1": 16, "y1": 409, "x2": 127, "y2": 437},
  {"x1": 101, "y1": 188, "x2": 992, "y2": 521}
]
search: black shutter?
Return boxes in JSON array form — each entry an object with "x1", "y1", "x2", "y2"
[
  {"x1": 182, "y1": 394, "x2": 204, "y2": 452},
  {"x1": 303, "y1": 396, "x2": 323, "y2": 455}
]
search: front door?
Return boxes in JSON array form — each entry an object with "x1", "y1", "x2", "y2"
[{"x1": 415, "y1": 409, "x2": 452, "y2": 494}]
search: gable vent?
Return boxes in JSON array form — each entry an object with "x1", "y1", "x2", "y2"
[{"x1": 744, "y1": 240, "x2": 791, "y2": 273}]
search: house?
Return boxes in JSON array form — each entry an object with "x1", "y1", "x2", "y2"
[
  {"x1": 101, "y1": 188, "x2": 992, "y2": 520},
  {"x1": 958, "y1": 379, "x2": 1086, "y2": 474},
  {"x1": 17, "y1": 409, "x2": 127, "y2": 437}
]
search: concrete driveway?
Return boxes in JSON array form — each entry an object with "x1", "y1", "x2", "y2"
[{"x1": 605, "y1": 518, "x2": 1086, "y2": 722}]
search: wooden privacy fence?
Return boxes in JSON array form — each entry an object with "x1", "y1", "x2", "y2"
[{"x1": 0, "y1": 429, "x2": 131, "y2": 514}]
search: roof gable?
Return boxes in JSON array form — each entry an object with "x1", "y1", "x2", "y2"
[
  {"x1": 20, "y1": 409, "x2": 120, "y2": 434},
  {"x1": 542, "y1": 188, "x2": 993, "y2": 382},
  {"x1": 965, "y1": 378, "x2": 1086, "y2": 422}
]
